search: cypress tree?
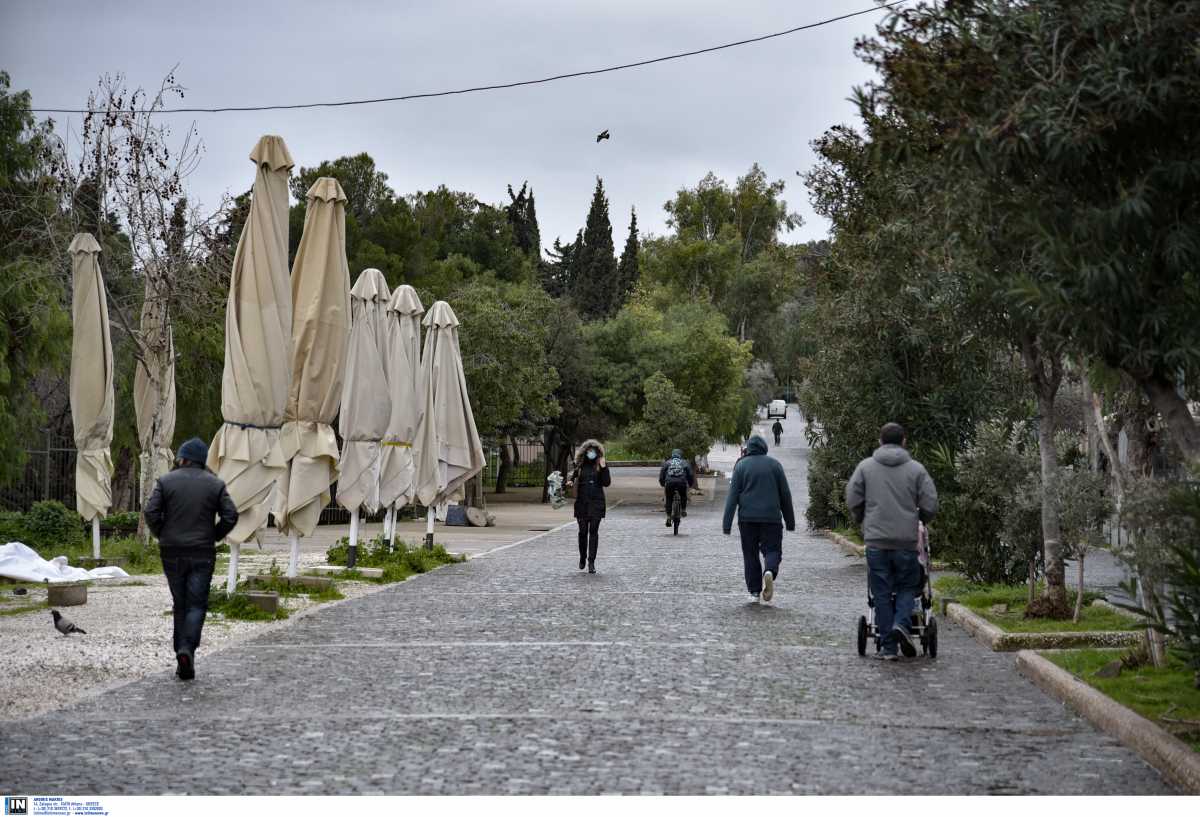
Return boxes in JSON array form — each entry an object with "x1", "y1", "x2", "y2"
[
  {"x1": 505, "y1": 181, "x2": 541, "y2": 259},
  {"x1": 615, "y1": 206, "x2": 640, "y2": 311},
  {"x1": 571, "y1": 177, "x2": 618, "y2": 320}
]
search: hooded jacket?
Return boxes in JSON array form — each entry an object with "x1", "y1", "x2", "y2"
[
  {"x1": 659, "y1": 449, "x2": 696, "y2": 487},
  {"x1": 845, "y1": 444, "x2": 938, "y2": 550},
  {"x1": 570, "y1": 439, "x2": 611, "y2": 520},
  {"x1": 722, "y1": 436, "x2": 795, "y2": 533}
]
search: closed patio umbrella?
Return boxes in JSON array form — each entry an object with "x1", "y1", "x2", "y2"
[
  {"x1": 332, "y1": 268, "x2": 390, "y2": 569},
  {"x1": 276, "y1": 177, "x2": 351, "y2": 563},
  {"x1": 134, "y1": 296, "x2": 176, "y2": 514},
  {"x1": 412, "y1": 301, "x2": 486, "y2": 547},
  {"x1": 69, "y1": 233, "x2": 114, "y2": 558},
  {"x1": 207, "y1": 135, "x2": 294, "y2": 592},
  {"x1": 378, "y1": 285, "x2": 424, "y2": 544}
]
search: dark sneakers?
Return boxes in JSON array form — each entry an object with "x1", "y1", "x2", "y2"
[
  {"x1": 588, "y1": 563, "x2": 596, "y2": 574},
  {"x1": 893, "y1": 626, "x2": 918, "y2": 658},
  {"x1": 579, "y1": 556, "x2": 586, "y2": 570},
  {"x1": 176, "y1": 652, "x2": 195, "y2": 681}
]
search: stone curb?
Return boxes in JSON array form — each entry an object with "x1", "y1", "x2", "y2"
[
  {"x1": 947, "y1": 602, "x2": 1144, "y2": 652},
  {"x1": 821, "y1": 530, "x2": 865, "y2": 557},
  {"x1": 1016, "y1": 650, "x2": 1200, "y2": 794}
]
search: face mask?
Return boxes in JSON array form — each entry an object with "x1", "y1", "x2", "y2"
[{"x1": 587, "y1": 450, "x2": 598, "y2": 461}]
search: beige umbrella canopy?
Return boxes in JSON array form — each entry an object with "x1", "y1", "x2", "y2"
[
  {"x1": 69, "y1": 233, "x2": 114, "y2": 523},
  {"x1": 413, "y1": 301, "x2": 486, "y2": 508},
  {"x1": 134, "y1": 297, "x2": 176, "y2": 495},
  {"x1": 276, "y1": 177, "x2": 351, "y2": 538},
  {"x1": 207, "y1": 135, "x2": 294, "y2": 546},
  {"x1": 336, "y1": 268, "x2": 391, "y2": 514},
  {"x1": 378, "y1": 285, "x2": 425, "y2": 511}
]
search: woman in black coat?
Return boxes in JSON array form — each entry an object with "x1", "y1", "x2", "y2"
[{"x1": 567, "y1": 438, "x2": 611, "y2": 573}]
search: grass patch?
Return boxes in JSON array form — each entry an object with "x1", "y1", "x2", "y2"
[
  {"x1": 933, "y1": 576, "x2": 1140, "y2": 633},
  {"x1": 1045, "y1": 648, "x2": 1200, "y2": 752},
  {"x1": 0, "y1": 600, "x2": 48, "y2": 617},
  {"x1": 239, "y1": 573, "x2": 344, "y2": 602},
  {"x1": 326, "y1": 535, "x2": 464, "y2": 583},
  {"x1": 832, "y1": 527, "x2": 864, "y2": 546},
  {"x1": 206, "y1": 588, "x2": 290, "y2": 621}
]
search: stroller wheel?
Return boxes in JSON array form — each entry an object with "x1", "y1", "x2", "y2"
[
  {"x1": 926, "y1": 618, "x2": 938, "y2": 658},
  {"x1": 856, "y1": 615, "x2": 868, "y2": 656}
]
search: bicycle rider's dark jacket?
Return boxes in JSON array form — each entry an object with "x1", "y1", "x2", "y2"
[
  {"x1": 658, "y1": 453, "x2": 696, "y2": 488},
  {"x1": 722, "y1": 436, "x2": 796, "y2": 533},
  {"x1": 144, "y1": 462, "x2": 239, "y2": 558},
  {"x1": 571, "y1": 439, "x2": 611, "y2": 521}
]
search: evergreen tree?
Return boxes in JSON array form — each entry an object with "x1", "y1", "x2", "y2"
[
  {"x1": 616, "y1": 206, "x2": 640, "y2": 309},
  {"x1": 540, "y1": 235, "x2": 575, "y2": 298},
  {"x1": 571, "y1": 178, "x2": 618, "y2": 320},
  {"x1": 505, "y1": 182, "x2": 541, "y2": 259}
]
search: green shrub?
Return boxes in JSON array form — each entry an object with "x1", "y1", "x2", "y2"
[
  {"x1": 0, "y1": 511, "x2": 31, "y2": 546},
  {"x1": 325, "y1": 535, "x2": 464, "y2": 583},
  {"x1": 101, "y1": 511, "x2": 140, "y2": 534},
  {"x1": 624, "y1": 373, "x2": 712, "y2": 462},
  {"x1": 207, "y1": 588, "x2": 289, "y2": 621},
  {"x1": 102, "y1": 536, "x2": 163, "y2": 575},
  {"x1": 24, "y1": 500, "x2": 85, "y2": 551}
]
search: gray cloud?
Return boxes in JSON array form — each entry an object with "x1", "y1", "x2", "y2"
[{"x1": 1, "y1": 0, "x2": 883, "y2": 250}]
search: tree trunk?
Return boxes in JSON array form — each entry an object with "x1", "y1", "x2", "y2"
[
  {"x1": 1022, "y1": 335, "x2": 1066, "y2": 612},
  {"x1": 1140, "y1": 374, "x2": 1200, "y2": 468},
  {"x1": 1028, "y1": 558, "x2": 1037, "y2": 607},
  {"x1": 1073, "y1": 555, "x2": 1085, "y2": 623},
  {"x1": 496, "y1": 443, "x2": 511, "y2": 494},
  {"x1": 463, "y1": 472, "x2": 486, "y2": 510}
]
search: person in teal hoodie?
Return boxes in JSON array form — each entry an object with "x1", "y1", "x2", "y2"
[{"x1": 722, "y1": 435, "x2": 796, "y2": 603}]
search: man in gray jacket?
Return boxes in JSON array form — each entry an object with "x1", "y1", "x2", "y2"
[{"x1": 846, "y1": 423, "x2": 938, "y2": 659}]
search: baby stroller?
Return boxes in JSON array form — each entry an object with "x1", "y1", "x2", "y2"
[{"x1": 856, "y1": 522, "x2": 938, "y2": 658}]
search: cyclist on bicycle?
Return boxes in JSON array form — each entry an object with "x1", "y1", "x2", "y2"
[{"x1": 659, "y1": 448, "x2": 696, "y2": 527}]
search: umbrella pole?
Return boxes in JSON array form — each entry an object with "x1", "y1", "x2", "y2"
[
  {"x1": 226, "y1": 543, "x2": 240, "y2": 594},
  {"x1": 91, "y1": 517, "x2": 101, "y2": 559},
  {"x1": 348, "y1": 507, "x2": 359, "y2": 569},
  {"x1": 287, "y1": 532, "x2": 300, "y2": 578},
  {"x1": 425, "y1": 506, "x2": 435, "y2": 550},
  {"x1": 384, "y1": 504, "x2": 395, "y2": 550}
]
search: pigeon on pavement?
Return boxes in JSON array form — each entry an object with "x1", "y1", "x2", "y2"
[
  {"x1": 596, "y1": 129, "x2": 610, "y2": 143},
  {"x1": 51, "y1": 610, "x2": 86, "y2": 635}
]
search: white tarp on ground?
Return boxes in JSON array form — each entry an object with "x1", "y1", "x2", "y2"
[{"x1": 0, "y1": 542, "x2": 130, "y2": 583}]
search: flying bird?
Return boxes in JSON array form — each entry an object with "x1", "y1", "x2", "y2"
[
  {"x1": 52, "y1": 610, "x2": 86, "y2": 636},
  {"x1": 596, "y1": 129, "x2": 610, "y2": 143}
]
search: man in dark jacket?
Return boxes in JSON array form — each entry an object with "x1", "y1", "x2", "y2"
[
  {"x1": 723, "y1": 435, "x2": 796, "y2": 604},
  {"x1": 659, "y1": 448, "x2": 696, "y2": 526},
  {"x1": 771, "y1": 419, "x2": 783, "y2": 446},
  {"x1": 143, "y1": 436, "x2": 238, "y2": 680},
  {"x1": 845, "y1": 422, "x2": 938, "y2": 660}
]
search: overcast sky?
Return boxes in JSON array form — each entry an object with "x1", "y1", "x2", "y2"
[{"x1": 1, "y1": 0, "x2": 885, "y2": 253}]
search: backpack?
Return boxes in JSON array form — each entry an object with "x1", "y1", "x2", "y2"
[{"x1": 666, "y1": 456, "x2": 688, "y2": 481}]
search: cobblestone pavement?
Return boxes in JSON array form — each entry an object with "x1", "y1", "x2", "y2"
[{"x1": 0, "y1": 414, "x2": 1174, "y2": 793}]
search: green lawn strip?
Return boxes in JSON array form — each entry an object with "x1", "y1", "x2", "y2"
[
  {"x1": 832, "y1": 527, "x2": 864, "y2": 546},
  {"x1": 326, "y1": 536, "x2": 465, "y2": 584},
  {"x1": 933, "y1": 576, "x2": 1141, "y2": 633},
  {"x1": 1044, "y1": 648, "x2": 1200, "y2": 753}
]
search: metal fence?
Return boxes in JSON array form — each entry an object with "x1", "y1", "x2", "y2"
[
  {"x1": 482, "y1": 440, "x2": 545, "y2": 489},
  {"x1": 1, "y1": 439, "x2": 78, "y2": 512}
]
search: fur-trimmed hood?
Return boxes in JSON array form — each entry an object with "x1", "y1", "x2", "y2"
[{"x1": 574, "y1": 438, "x2": 606, "y2": 464}]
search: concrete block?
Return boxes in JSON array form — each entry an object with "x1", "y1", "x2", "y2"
[
  {"x1": 47, "y1": 582, "x2": 87, "y2": 607},
  {"x1": 247, "y1": 574, "x2": 334, "y2": 591},
  {"x1": 308, "y1": 565, "x2": 384, "y2": 579},
  {"x1": 243, "y1": 591, "x2": 279, "y2": 613}
]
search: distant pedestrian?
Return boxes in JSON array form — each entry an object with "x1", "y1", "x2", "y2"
[
  {"x1": 771, "y1": 419, "x2": 783, "y2": 446},
  {"x1": 143, "y1": 437, "x2": 238, "y2": 681},
  {"x1": 845, "y1": 422, "x2": 938, "y2": 660},
  {"x1": 659, "y1": 448, "x2": 696, "y2": 526},
  {"x1": 566, "y1": 439, "x2": 611, "y2": 574},
  {"x1": 722, "y1": 435, "x2": 795, "y2": 604}
]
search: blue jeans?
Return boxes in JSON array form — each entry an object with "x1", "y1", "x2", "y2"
[
  {"x1": 866, "y1": 547, "x2": 921, "y2": 655},
  {"x1": 162, "y1": 554, "x2": 215, "y2": 656}
]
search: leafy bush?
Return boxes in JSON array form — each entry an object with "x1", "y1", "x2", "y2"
[
  {"x1": 102, "y1": 535, "x2": 163, "y2": 575},
  {"x1": 325, "y1": 535, "x2": 463, "y2": 583},
  {"x1": 624, "y1": 372, "x2": 712, "y2": 461},
  {"x1": 101, "y1": 511, "x2": 140, "y2": 534},
  {"x1": 207, "y1": 588, "x2": 289, "y2": 621},
  {"x1": 24, "y1": 500, "x2": 85, "y2": 550}
]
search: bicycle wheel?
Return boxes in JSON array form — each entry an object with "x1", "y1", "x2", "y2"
[{"x1": 672, "y1": 494, "x2": 681, "y2": 535}]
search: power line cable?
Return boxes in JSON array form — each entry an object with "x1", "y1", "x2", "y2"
[{"x1": 29, "y1": 1, "x2": 908, "y2": 115}]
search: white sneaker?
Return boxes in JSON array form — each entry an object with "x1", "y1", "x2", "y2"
[
  {"x1": 762, "y1": 570, "x2": 775, "y2": 602},
  {"x1": 749, "y1": 593, "x2": 760, "y2": 603}
]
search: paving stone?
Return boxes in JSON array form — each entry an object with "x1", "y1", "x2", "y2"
[{"x1": 0, "y1": 416, "x2": 1176, "y2": 793}]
